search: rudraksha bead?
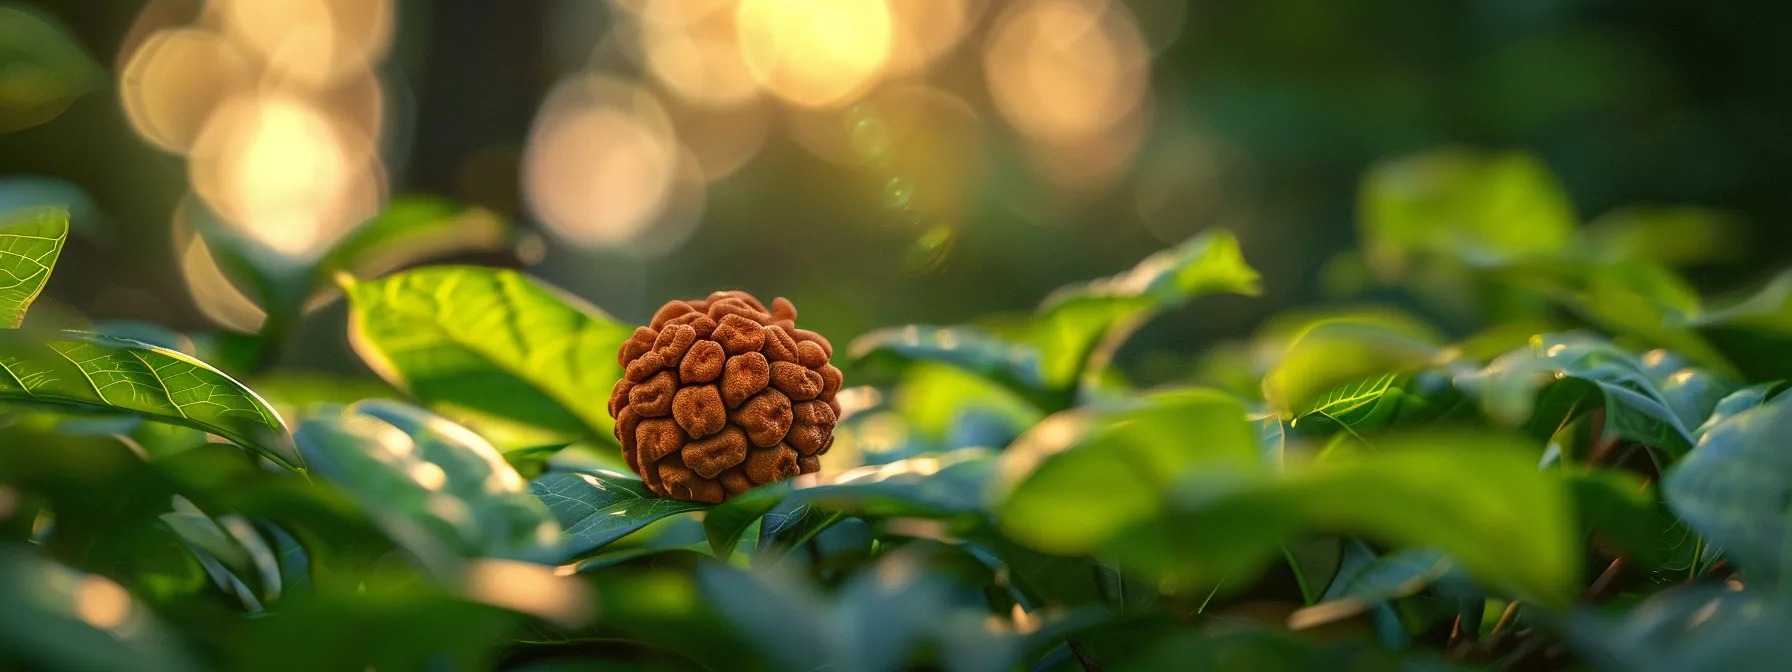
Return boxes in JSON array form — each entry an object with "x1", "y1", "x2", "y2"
[{"x1": 610, "y1": 291, "x2": 841, "y2": 502}]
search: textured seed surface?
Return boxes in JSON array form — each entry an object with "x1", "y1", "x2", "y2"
[{"x1": 610, "y1": 292, "x2": 840, "y2": 501}]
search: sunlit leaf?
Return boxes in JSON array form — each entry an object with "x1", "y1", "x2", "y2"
[
  {"x1": 995, "y1": 389, "x2": 1262, "y2": 555},
  {"x1": 0, "y1": 208, "x2": 67, "y2": 327},
  {"x1": 1457, "y1": 333, "x2": 1731, "y2": 455},
  {"x1": 529, "y1": 468, "x2": 708, "y2": 561},
  {"x1": 0, "y1": 546, "x2": 202, "y2": 672},
  {"x1": 0, "y1": 330, "x2": 298, "y2": 468},
  {"x1": 296, "y1": 402, "x2": 563, "y2": 566},
  {"x1": 1664, "y1": 391, "x2": 1792, "y2": 589},
  {"x1": 1360, "y1": 149, "x2": 1575, "y2": 277},
  {"x1": 1110, "y1": 434, "x2": 1580, "y2": 606},
  {"x1": 341, "y1": 266, "x2": 634, "y2": 449},
  {"x1": 1030, "y1": 230, "x2": 1260, "y2": 387},
  {"x1": 852, "y1": 231, "x2": 1259, "y2": 399},
  {"x1": 315, "y1": 196, "x2": 511, "y2": 283}
]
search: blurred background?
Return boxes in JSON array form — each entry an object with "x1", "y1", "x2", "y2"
[{"x1": 2, "y1": 0, "x2": 1789, "y2": 379}]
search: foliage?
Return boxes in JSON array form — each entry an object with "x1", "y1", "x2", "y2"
[{"x1": 1, "y1": 150, "x2": 1789, "y2": 670}]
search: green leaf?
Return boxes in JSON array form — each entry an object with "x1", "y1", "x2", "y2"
[
  {"x1": 1457, "y1": 333, "x2": 1730, "y2": 455},
  {"x1": 315, "y1": 196, "x2": 512, "y2": 283},
  {"x1": 1261, "y1": 318, "x2": 1445, "y2": 417},
  {"x1": 529, "y1": 468, "x2": 709, "y2": 561},
  {"x1": 1359, "y1": 149, "x2": 1575, "y2": 278},
  {"x1": 341, "y1": 266, "x2": 635, "y2": 449},
  {"x1": 0, "y1": 546, "x2": 202, "y2": 672},
  {"x1": 1113, "y1": 433, "x2": 1581, "y2": 606},
  {"x1": 695, "y1": 562, "x2": 829, "y2": 672},
  {"x1": 1281, "y1": 536, "x2": 1343, "y2": 605},
  {"x1": 1122, "y1": 627, "x2": 1469, "y2": 671},
  {"x1": 0, "y1": 5, "x2": 105, "y2": 133},
  {"x1": 0, "y1": 330, "x2": 298, "y2": 469},
  {"x1": 1664, "y1": 391, "x2": 1792, "y2": 589},
  {"x1": 851, "y1": 231, "x2": 1259, "y2": 398},
  {"x1": 1692, "y1": 270, "x2": 1792, "y2": 381},
  {"x1": 706, "y1": 449, "x2": 997, "y2": 560},
  {"x1": 995, "y1": 389, "x2": 1262, "y2": 556},
  {"x1": 295, "y1": 402, "x2": 563, "y2": 566},
  {"x1": 1693, "y1": 382, "x2": 1789, "y2": 438},
  {"x1": 0, "y1": 208, "x2": 67, "y2": 327},
  {"x1": 1568, "y1": 586, "x2": 1792, "y2": 671},
  {"x1": 1288, "y1": 371, "x2": 1472, "y2": 441},
  {"x1": 1029, "y1": 230, "x2": 1261, "y2": 387}
]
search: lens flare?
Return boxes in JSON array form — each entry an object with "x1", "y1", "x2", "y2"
[
  {"x1": 736, "y1": 0, "x2": 894, "y2": 108},
  {"x1": 882, "y1": 0, "x2": 981, "y2": 76}
]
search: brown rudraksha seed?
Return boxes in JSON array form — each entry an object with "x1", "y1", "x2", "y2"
[{"x1": 610, "y1": 291, "x2": 843, "y2": 503}]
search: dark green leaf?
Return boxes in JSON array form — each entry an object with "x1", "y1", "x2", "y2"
[
  {"x1": 695, "y1": 562, "x2": 828, "y2": 672},
  {"x1": 1458, "y1": 332, "x2": 1730, "y2": 454},
  {"x1": 341, "y1": 266, "x2": 634, "y2": 449},
  {"x1": 0, "y1": 6, "x2": 104, "y2": 132},
  {"x1": 1568, "y1": 586, "x2": 1792, "y2": 672},
  {"x1": 0, "y1": 546, "x2": 202, "y2": 672},
  {"x1": 1664, "y1": 391, "x2": 1792, "y2": 588},
  {"x1": 0, "y1": 208, "x2": 67, "y2": 327},
  {"x1": 708, "y1": 449, "x2": 996, "y2": 560},
  {"x1": 0, "y1": 330, "x2": 298, "y2": 469},
  {"x1": 529, "y1": 468, "x2": 708, "y2": 561}
]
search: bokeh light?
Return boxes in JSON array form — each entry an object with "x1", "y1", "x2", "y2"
[
  {"x1": 119, "y1": 28, "x2": 252, "y2": 154},
  {"x1": 735, "y1": 0, "x2": 894, "y2": 108},
  {"x1": 882, "y1": 0, "x2": 982, "y2": 76},
  {"x1": 522, "y1": 75, "x2": 704, "y2": 255},
  {"x1": 215, "y1": 0, "x2": 394, "y2": 90},
  {"x1": 640, "y1": 0, "x2": 761, "y2": 108},
  {"x1": 984, "y1": 0, "x2": 1150, "y2": 142},
  {"x1": 188, "y1": 94, "x2": 382, "y2": 256}
]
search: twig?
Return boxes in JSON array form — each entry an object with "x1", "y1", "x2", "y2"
[
  {"x1": 1480, "y1": 602, "x2": 1520, "y2": 654},
  {"x1": 1065, "y1": 636, "x2": 1102, "y2": 672},
  {"x1": 1582, "y1": 556, "x2": 1628, "y2": 602}
]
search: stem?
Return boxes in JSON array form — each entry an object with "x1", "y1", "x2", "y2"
[{"x1": 1582, "y1": 556, "x2": 1628, "y2": 602}]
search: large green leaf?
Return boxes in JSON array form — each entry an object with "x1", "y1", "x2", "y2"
[
  {"x1": 0, "y1": 546, "x2": 202, "y2": 672},
  {"x1": 994, "y1": 389, "x2": 1262, "y2": 556},
  {"x1": 0, "y1": 330, "x2": 298, "y2": 469},
  {"x1": 1664, "y1": 391, "x2": 1792, "y2": 589},
  {"x1": 341, "y1": 266, "x2": 634, "y2": 448},
  {"x1": 0, "y1": 208, "x2": 67, "y2": 327},
  {"x1": 851, "y1": 231, "x2": 1259, "y2": 398},
  {"x1": 1457, "y1": 333, "x2": 1732, "y2": 455},
  {"x1": 295, "y1": 402, "x2": 563, "y2": 566},
  {"x1": 1103, "y1": 434, "x2": 1580, "y2": 606},
  {"x1": 529, "y1": 468, "x2": 709, "y2": 561}
]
